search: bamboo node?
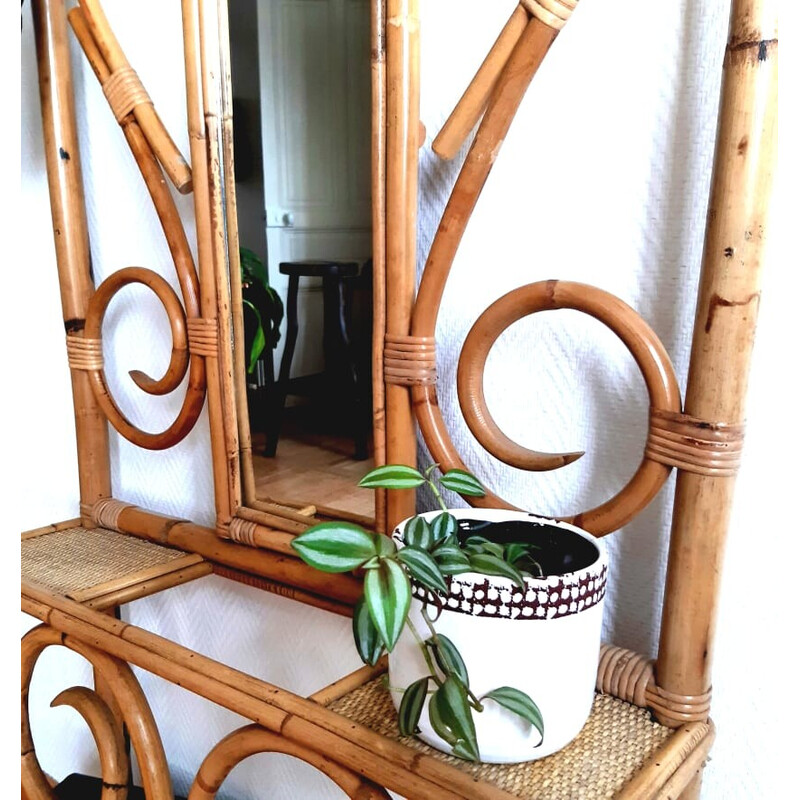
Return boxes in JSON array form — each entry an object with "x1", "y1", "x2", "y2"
[
  {"x1": 596, "y1": 644, "x2": 654, "y2": 707},
  {"x1": 645, "y1": 409, "x2": 745, "y2": 477},
  {"x1": 229, "y1": 517, "x2": 259, "y2": 547},
  {"x1": 383, "y1": 334, "x2": 436, "y2": 386},
  {"x1": 91, "y1": 498, "x2": 134, "y2": 531},
  {"x1": 102, "y1": 66, "x2": 153, "y2": 123},
  {"x1": 520, "y1": 0, "x2": 576, "y2": 31},
  {"x1": 187, "y1": 317, "x2": 219, "y2": 358},
  {"x1": 66, "y1": 334, "x2": 103, "y2": 371}
]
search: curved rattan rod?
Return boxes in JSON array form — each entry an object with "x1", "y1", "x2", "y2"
[
  {"x1": 188, "y1": 724, "x2": 392, "y2": 799},
  {"x1": 456, "y1": 281, "x2": 681, "y2": 535},
  {"x1": 50, "y1": 687, "x2": 129, "y2": 797},
  {"x1": 69, "y1": 7, "x2": 207, "y2": 450},
  {"x1": 410, "y1": 17, "x2": 581, "y2": 483},
  {"x1": 22, "y1": 625, "x2": 173, "y2": 800}
]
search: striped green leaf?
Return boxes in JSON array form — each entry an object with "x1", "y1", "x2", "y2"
[
  {"x1": 427, "y1": 634, "x2": 469, "y2": 686},
  {"x1": 464, "y1": 535, "x2": 504, "y2": 559},
  {"x1": 403, "y1": 516, "x2": 433, "y2": 549},
  {"x1": 468, "y1": 553, "x2": 526, "y2": 589},
  {"x1": 397, "y1": 547, "x2": 448, "y2": 595},
  {"x1": 291, "y1": 523, "x2": 378, "y2": 573},
  {"x1": 364, "y1": 558, "x2": 411, "y2": 651},
  {"x1": 358, "y1": 465, "x2": 425, "y2": 490},
  {"x1": 482, "y1": 687, "x2": 544, "y2": 742},
  {"x1": 431, "y1": 512, "x2": 458, "y2": 544},
  {"x1": 429, "y1": 678, "x2": 479, "y2": 761},
  {"x1": 352, "y1": 596, "x2": 385, "y2": 666},
  {"x1": 433, "y1": 545, "x2": 471, "y2": 576},
  {"x1": 373, "y1": 533, "x2": 397, "y2": 558},
  {"x1": 438, "y1": 469, "x2": 486, "y2": 497},
  {"x1": 398, "y1": 677, "x2": 429, "y2": 735}
]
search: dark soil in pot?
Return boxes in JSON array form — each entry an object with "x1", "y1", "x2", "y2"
[{"x1": 456, "y1": 517, "x2": 599, "y2": 576}]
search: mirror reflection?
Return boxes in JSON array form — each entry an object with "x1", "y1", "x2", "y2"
[{"x1": 229, "y1": 0, "x2": 375, "y2": 521}]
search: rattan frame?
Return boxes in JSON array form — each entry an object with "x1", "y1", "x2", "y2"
[{"x1": 22, "y1": 0, "x2": 777, "y2": 797}]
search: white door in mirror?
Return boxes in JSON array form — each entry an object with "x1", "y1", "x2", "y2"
[{"x1": 258, "y1": 0, "x2": 372, "y2": 378}]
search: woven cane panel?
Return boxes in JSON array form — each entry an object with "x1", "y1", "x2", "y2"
[
  {"x1": 329, "y1": 679, "x2": 672, "y2": 800},
  {"x1": 22, "y1": 525, "x2": 187, "y2": 597}
]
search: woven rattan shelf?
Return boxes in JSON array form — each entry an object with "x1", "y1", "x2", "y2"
[
  {"x1": 325, "y1": 673, "x2": 714, "y2": 800},
  {"x1": 21, "y1": 519, "x2": 212, "y2": 609}
]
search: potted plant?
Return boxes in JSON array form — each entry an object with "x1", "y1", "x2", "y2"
[{"x1": 291, "y1": 464, "x2": 608, "y2": 764}]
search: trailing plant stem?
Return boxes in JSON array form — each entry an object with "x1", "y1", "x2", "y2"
[
  {"x1": 426, "y1": 477, "x2": 448, "y2": 512},
  {"x1": 406, "y1": 617, "x2": 444, "y2": 688},
  {"x1": 420, "y1": 606, "x2": 484, "y2": 712}
]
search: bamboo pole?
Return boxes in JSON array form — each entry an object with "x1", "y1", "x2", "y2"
[
  {"x1": 656, "y1": 0, "x2": 778, "y2": 721},
  {"x1": 107, "y1": 502, "x2": 363, "y2": 605},
  {"x1": 384, "y1": 0, "x2": 421, "y2": 530},
  {"x1": 181, "y1": 0, "x2": 236, "y2": 526},
  {"x1": 432, "y1": 4, "x2": 530, "y2": 159},
  {"x1": 201, "y1": 0, "x2": 244, "y2": 526},
  {"x1": 371, "y1": 0, "x2": 388, "y2": 532},
  {"x1": 78, "y1": 0, "x2": 192, "y2": 193},
  {"x1": 216, "y1": 0, "x2": 260, "y2": 510},
  {"x1": 22, "y1": 584, "x2": 519, "y2": 800},
  {"x1": 32, "y1": 0, "x2": 111, "y2": 519}
]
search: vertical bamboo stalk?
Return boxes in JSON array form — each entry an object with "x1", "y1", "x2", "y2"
[
  {"x1": 32, "y1": 0, "x2": 111, "y2": 520},
  {"x1": 656, "y1": 0, "x2": 777, "y2": 716},
  {"x1": 384, "y1": 0, "x2": 421, "y2": 530},
  {"x1": 216, "y1": 0, "x2": 257, "y2": 509},
  {"x1": 371, "y1": 0, "x2": 388, "y2": 532},
  {"x1": 181, "y1": 0, "x2": 235, "y2": 526}
]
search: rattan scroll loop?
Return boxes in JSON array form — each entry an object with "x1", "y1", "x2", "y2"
[
  {"x1": 520, "y1": 0, "x2": 576, "y2": 31},
  {"x1": 384, "y1": 334, "x2": 437, "y2": 386},
  {"x1": 645, "y1": 409, "x2": 745, "y2": 477},
  {"x1": 597, "y1": 644, "x2": 654, "y2": 708},
  {"x1": 187, "y1": 317, "x2": 219, "y2": 358},
  {"x1": 229, "y1": 517, "x2": 258, "y2": 547},
  {"x1": 91, "y1": 498, "x2": 134, "y2": 531},
  {"x1": 102, "y1": 66, "x2": 153, "y2": 123},
  {"x1": 66, "y1": 334, "x2": 104, "y2": 371}
]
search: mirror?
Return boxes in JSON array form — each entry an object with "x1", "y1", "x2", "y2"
[{"x1": 227, "y1": 0, "x2": 376, "y2": 524}]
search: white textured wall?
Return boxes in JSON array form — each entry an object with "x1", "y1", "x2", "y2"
[{"x1": 17, "y1": 0, "x2": 792, "y2": 797}]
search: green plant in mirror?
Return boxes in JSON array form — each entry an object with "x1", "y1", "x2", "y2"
[
  {"x1": 291, "y1": 464, "x2": 544, "y2": 761},
  {"x1": 240, "y1": 247, "x2": 284, "y2": 373}
]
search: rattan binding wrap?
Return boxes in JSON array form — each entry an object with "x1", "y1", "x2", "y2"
[
  {"x1": 91, "y1": 498, "x2": 134, "y2": 531},
  {"x1": 66, "y1": 334, "x2": 103, "y2": 371},
  {"x1": 187, "y1": 317, "x2": 219, "y2": 357},
  {"x1": 597, "y1": 644, "x2": 712, "y2": 726},
  {"x1": 102, "y1": 66, "x2": 152, "y2": 123},
  {"x1": 328, "y1": 677, "x2": 673, "y2": 800},
  {"x1": 520, "y1": 0, "x2": 576, "y2": 31},
  {"x1": 228, "y1": 516, "x2": 258, "y2": 547},
  {"x1": 384, "y1": 334, "x2": 436, "y2": 386},
  {"x1": 645, "y1": 408, "x2": 744, "y2": 477}
]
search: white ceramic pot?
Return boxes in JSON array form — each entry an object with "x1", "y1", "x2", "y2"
[{"x1": 388, "y1": 508, "x2": 608, "y2": 764}]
